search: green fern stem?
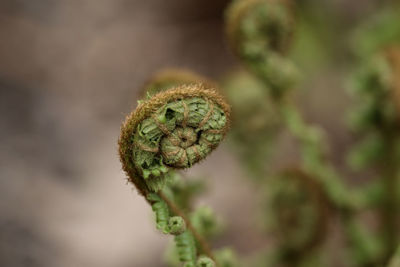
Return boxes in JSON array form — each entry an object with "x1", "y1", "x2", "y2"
[
  {"x1": 158, "y1": 191, "x2": 217, "y2": 263},
  {"x1": 279, "y1": 101, "x2": 357, "y2": 210},
  {"x1": 342, "y1": 214, "x2": 384, "y2": 266},
  {"x1": 277, "y1": 100, "x2": 397, "y2": 266},
  {"x1": 147, "y1": 191, "x2": 217, "y2": 266}
]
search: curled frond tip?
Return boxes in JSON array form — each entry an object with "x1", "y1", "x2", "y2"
[{"x1": 119, "y1": 84, "x2": 231, "y2": 194}]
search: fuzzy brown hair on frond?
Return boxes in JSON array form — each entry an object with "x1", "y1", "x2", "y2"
[
  {"x1": 142, "y1": 68, "x2": 218, "y2": 98},
  {"x1": 119, "y1": 84, "x2": 231, "y2": 196}
]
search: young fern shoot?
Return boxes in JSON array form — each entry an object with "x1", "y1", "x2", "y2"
[
  {"x1": 225, "y1": 0, "x2": 298, "y2": 98},
  {"x1": 118, "y1": 84, "x2": 231, "y2": 266},
  {"x1": 224, "y1": 0, "x2": 375, "y2": 265}
]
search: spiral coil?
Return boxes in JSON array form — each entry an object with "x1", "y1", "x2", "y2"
[
  {"x1": 119, "y1": 84, "x2": 231, "y2": 194},
  {"x1": 225, "y1": 0, "x2": 298, "y2": 96},
  {"x1": 267, "y1": 168, "x2": 330, "y2": 252}
]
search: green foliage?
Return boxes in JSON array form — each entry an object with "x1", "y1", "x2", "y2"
[
  {"x1": 117, "y1": 1, "x2": 400, "y2": 266},
  {"x1": 223, "y1": 0, "x2": 400, "y2": 266},
  {"x1": 175, "y1": 230, "x2": 197, "y2": 266},
  {"x1": 147, "y1": 193, "x2": 171, "y2": 234}
]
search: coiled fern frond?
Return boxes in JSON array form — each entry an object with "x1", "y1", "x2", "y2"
[
  {"x1": 119, "y1": 84, "x2": 231, "y2": 194},
  {"x1": 266, "y1": 168, "x2": 330, "y2": 253},
  {"x1": 225, "y1": 0, "x2": 298, "y2": 96}
]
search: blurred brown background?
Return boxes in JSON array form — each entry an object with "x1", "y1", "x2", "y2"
[{"x1": 0, "y1": 0, "x2": 391, "y2": 266}]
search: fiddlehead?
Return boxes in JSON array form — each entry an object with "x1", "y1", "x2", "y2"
[
  {"x1": 225, "y1": 0, "x2": 353, "y2": 211},
  {"x1": 225, "y1": 0, "x2": 298, "y2": 97},
  {"x1": 266, "y1": 168, "x2": 330, "y2": 257},
  {"x1": 225, "y1": 0, "x2": 355, "y2": 212},
  {"x1": 169, "y1": 216, "x2": 187, "y2": 236},
  {"x1": 119, "y1": 84, "x2": 231, "y2": 194},
  {"x1": 119, "y1": 83, "x2": 231, "y2": 266}
]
